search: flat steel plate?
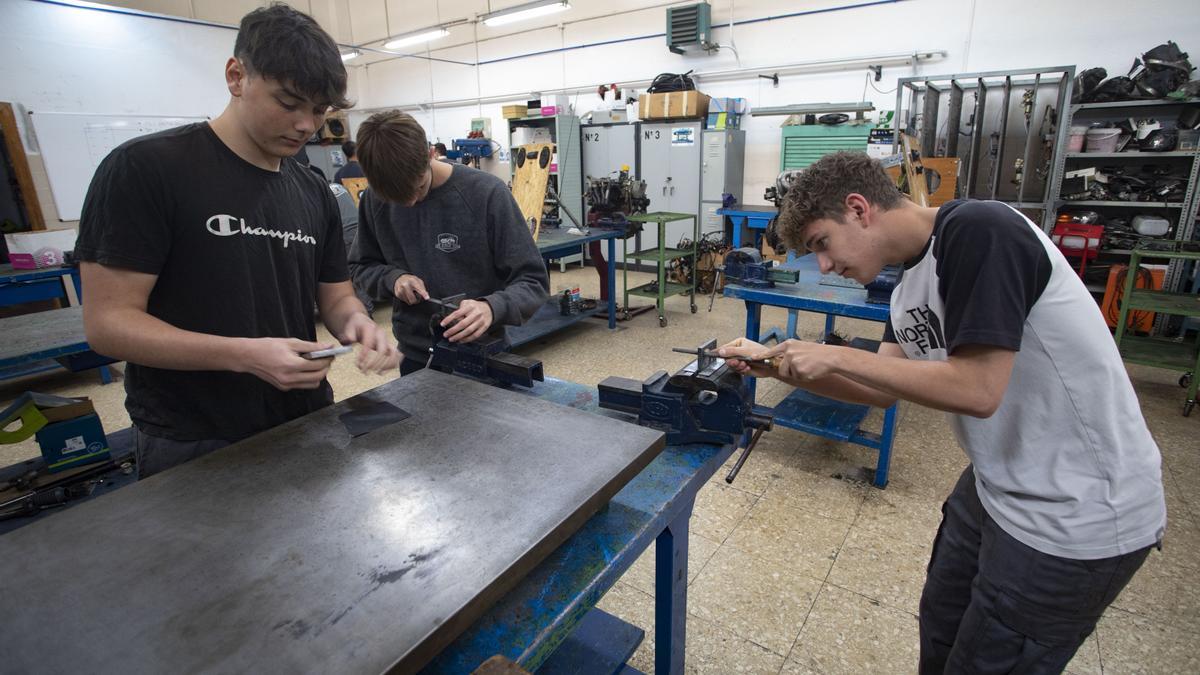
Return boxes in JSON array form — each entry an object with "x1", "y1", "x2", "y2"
[{"x1": 0, "y1": 369, "x2": 665, "y2": 673}]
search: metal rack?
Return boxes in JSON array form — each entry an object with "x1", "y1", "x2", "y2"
[
  {"x1": 622, "y1": 212, "x2": 698, "y2": 327},
  {"x1": 1046, "y1": 98, "x2": 1200, "y2": 302},
  {"x1": 894, "y1": 66, "x2": 1076, "y2": 227}
]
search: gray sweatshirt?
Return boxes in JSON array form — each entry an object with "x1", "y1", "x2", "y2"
[{"x1": 349, "y1": 164, "x2": 550, "y2": 360}]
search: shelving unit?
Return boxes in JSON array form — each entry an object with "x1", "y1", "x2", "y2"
[
  {"x1": 1045, "y1": 98, "x2": 1200, "y2": 309},
  {"x1": 506, "y1": 113, "x2": 584, "y2": 230},
  {"x1": 622, "y1": 212, "x2": 698, "y2": 327},
  {"x1": 1114, "y1": 242, "x2": 1200, "y2": 415}
]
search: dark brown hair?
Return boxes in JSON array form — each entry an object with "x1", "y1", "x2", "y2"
[
  {"x1": 777, "y1": 151, "x2": 904, "y2": 250},
  {"x1": 356, "y1": 110, "x2": 431, "y2": 203},
  {"x1": 234, "y1": 3, "x2": 350, "y2": 110}
]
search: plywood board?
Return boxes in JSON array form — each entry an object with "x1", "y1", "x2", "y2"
[{"x1": 511, "y1": 143, "x2": 553, "y2": 241}]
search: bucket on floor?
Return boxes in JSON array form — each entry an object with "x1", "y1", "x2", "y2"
[
  {"x1": 1085, "y1": 128, "x2": 1121, "y2": 153},
  {"x1": 1066, "y1": 126, "x2": 1088, "y2": 153}
]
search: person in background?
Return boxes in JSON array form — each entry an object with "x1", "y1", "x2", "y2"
[
  {"x1": 334, "y1": 140, "x2": 365, "y2": 183},
  {"x1": 431, "y1": 142, "x2": 450, "y2": 162},
  {"x1": 76, "y1": 3, "x2": 398, "y2": 479}
]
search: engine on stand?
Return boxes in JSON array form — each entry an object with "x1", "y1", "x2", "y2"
[
  {"x1": 583, "y1": 167, "x2": 650, "y2": 304},
  {"x1": 585, "y1": 167, "x2": 650, "y2": 235}
]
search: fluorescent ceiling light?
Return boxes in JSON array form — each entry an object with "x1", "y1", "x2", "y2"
[
  {"x1": 340, "y1": 50, "x2": 360, "y2": 62},
  {"x1": 482, "y1": 0, "x2": 571, "y2": 27},
  {"x1": 384, "y1": 28, "x2": 450, "y2": 50}
]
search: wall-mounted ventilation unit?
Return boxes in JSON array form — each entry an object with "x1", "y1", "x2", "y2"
[{"x1": 666, "y1": 2, "x2": 716, "y2": 55}]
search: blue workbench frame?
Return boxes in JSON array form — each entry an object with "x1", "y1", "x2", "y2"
[
  {"x1": 429, "y1": 377, "x2": 730, "y2": 673},
  {"x1": 717, "y1": 205, "x2": 778, "y2": 250},
  {"x1": 506, "y1": 229, "x2": 619, "y2": 348},
  {"x1": 0, "y1": 266, "x2": 113, "y2": 384},
  {"x1": 723, "y1": 254, "x2": 898, "y2": 488}
]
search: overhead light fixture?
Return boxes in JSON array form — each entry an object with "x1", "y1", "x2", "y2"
[
  {"x1": 481, "y1": 0, "x2": 571, "y2": 27},
  {"x1": 383, "y1": 27, "x2": 450, "y2": 50},
  {"x1": 340, "y1": 49, "x2": 360, "y2": 62}
]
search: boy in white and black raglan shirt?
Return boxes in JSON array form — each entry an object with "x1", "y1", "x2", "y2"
[{"x1": 719, "y1": 151, "x2": 1165, "y2": 674}]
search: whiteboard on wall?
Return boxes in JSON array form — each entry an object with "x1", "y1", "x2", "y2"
[{"x1": 28, "y1": 112, "x2": 209, "y2": 221}]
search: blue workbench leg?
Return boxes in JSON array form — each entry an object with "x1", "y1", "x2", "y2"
[
  {"x1": 655, "y1": 503, "x2": 692, "y2": 675},
  {"x1": 730, "y1": 216, "x2": 743, "y2": 248},
  {"x1": 98, "y1": 365, "x2": 113, "y2": 385},
  {"x1": 823, "y1": 314, "x2": 836, "y2": 341},
  {"x1": 607, "y1": 236, "x2": 617, "y2": 329},
  {"x1": 785, "y1": 310, "x2": 799, "y2": 341},
  {"x1": 744, "y1": 301, "x2": 762, "y2": 402},
  {"x1": 873, "y1": 402, "x2": 898, "y2": 488}
]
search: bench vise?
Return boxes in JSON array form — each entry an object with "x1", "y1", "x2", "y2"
[
  {"x1": 597, "y1": 340, "x2": 773, "y2": 450},
  {"x1": 426, "y1": 295, "x2": 544, "y2": 388},
  {"x1": 720, "y1": 247, "x2": 799, "y2": 289},
  {"x1": 865, "y1": 264, "x2": 902, "y2": 305}
]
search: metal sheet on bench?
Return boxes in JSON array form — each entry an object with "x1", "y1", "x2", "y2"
[{"x1": 0, "y1": 369, "x2": 665, "y2": 673}]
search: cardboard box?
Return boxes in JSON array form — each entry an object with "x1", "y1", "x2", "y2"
[
  {"x1": 706, "y1": 112, "x2": 740, "y2": 130},
  {"x1": 5, "y1": 229, "x2": 77, "y2": 269},
  {"x1": 502, "y1": 105, "x2": 526, "y2": 119},
  {"x1": 638, "y1": 91, "x2": 710, "y2": 120},
  {"x1": 709, "y1": 97, "x2": 748, "y2": 114},
  {"x1": 0, "y1": 393, "x2": 110, "y2": 472}
]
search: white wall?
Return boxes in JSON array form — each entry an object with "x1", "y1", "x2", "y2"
[
  {"x1": 0, "y1": 0, "x2": 364, "y2": 225},
  {"x1": 356, "y1": 0, "x2": 1200, "y2": 205}
]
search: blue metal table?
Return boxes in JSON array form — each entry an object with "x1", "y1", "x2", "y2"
[
  {"x1": 0, "y1": 305, "x2": 114, "y2": 384},
  {"x1": 0, "y1": 263, "x2": 81, "y2": 307},
  {"x1": 0, "y1": 376, "x2": 727, "y2": 674},
  {"x1": 718, "y1": 205, "x2": 778, "y2": 249},
  {"x1": 507, "y1": 228, "x2": 619, "y2": 348},
  {"x1": 724, "y1": 254, "x2": 898, "y2": 487}
]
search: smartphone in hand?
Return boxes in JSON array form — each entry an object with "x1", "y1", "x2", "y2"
[{"x1": 301, "y1": 345, "x2": 353, "y2": 360}]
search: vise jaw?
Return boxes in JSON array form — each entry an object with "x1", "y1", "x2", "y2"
[
  {"x1": 597, "y1": 339, "x2": 773, "y2": 446},
  {"x1": 425, "y1": 294, "x2": 544, "y2": 388}
]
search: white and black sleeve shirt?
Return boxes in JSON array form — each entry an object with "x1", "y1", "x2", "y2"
[{"x1": 884, "y1": 199, "x2": 1165, "y2": 560}]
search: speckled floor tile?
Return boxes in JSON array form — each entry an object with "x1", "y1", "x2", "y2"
[
  {"x1": 688, "y1": 544, "x2": 822, "y2": 655},
  {"x1": 785, "y1": 584, "x2": 919, "y2": 675},
  {"x1": 682, "y1": 613, "x2": 787, "y2": 674},
  {"x1": 1096, "y1": 607, "x2": 1200, "y2": 674},
  {"x1": 1161, "y1": 514, "x2": 1200, "y2": 569},
  {"x1": 724, "y1": 497, "x2": 852, "y2": 582},
  {"x1": 855, "y1": 483, "x2": 945, "y2": 550},
  {"x1": 760, "y1": 464, "x2": 868, "y2": 522},
  {"x1": 621, "y1": 531, "x2": 722, "y2": 596},
  {"x1": 1065, "y1": 631, "x2": 1102, "y2": 675},
  {"x1": 827, "y1": 528, "x2": 930, "y2": 615},
  {"x1": 1110, "y1": 546, "x2": 1200, "y2": 632},
  {"x1": 715, "y1": 432, "x2": 802, "y2": 497},
  {"x1": 690, "y1": 481, "x2": 760, "y2": 543}
]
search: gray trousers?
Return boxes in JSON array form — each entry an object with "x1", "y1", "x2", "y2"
[
  {"x1": 919, "y1": 466, "x2": 1153, "y2": 674},
  {"x1": 133, "y1": 427, "x2": 230, "y2": 479}
]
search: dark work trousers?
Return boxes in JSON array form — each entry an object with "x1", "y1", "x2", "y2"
[
  {"x1": 919, "y1": 466, "x2": 1154, "y2": 674},
  {"x1": 133, "y1": 427, "x2": 230, "y2": 479},
  {"x1": 400, "y1": 356, "x2": 427, "y2": 376}
]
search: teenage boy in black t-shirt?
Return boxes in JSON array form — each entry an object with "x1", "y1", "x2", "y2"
[{"x1": 76, "y1": 4, "x2": 398, "y2": 478}]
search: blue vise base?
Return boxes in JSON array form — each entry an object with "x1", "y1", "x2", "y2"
[{"x1": 597, "y1": 368, "x2": 772, "y2": 446}]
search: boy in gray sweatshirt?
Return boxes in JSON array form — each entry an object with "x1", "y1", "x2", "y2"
[{"x1": 349, "y1": 111, "x2": 549, "y2": 372}]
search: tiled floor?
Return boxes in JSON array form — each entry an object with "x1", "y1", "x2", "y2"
[{"x1": 3, "y1": 263, "x2": 1197, "y2": 673}]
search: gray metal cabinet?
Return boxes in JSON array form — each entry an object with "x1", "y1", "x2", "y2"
[
  {"x1": 639, "y1": 121, "x2": 702, "y2": 251},
  {"x1": 581, "y1": 123, "x2": 639, "y2": 180},
  {"x1": 700, "y1": 129, "x2": 745, "y2": 236}
]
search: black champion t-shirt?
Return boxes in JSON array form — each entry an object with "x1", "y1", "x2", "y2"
[{"x1": 75, "y1": 123, "x2": 349, "y2": 442}]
